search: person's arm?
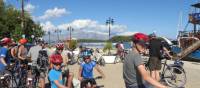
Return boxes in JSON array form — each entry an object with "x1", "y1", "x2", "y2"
[
  {"x1": 163, "y1": 47, "x2": 172, "y2": 59},
  {"x1": 11, "y1": 48, "x2": 17, "y2": 59},
  {"x1": 137, "y1": 65, "x2": 167, "y2": 88},
  {"x1": 0, "y1": 57, "x2": 7, "y2": 66},
  {"x1": 54, "y1": 80, "x2": 68, "y2": 88},
  {"x1": 18, "y1": 46, "x2": 25, "y2": 60},
  {"x1": 95, "y1": 65, "x2": 105, "y2": 78},
  {"x1": 78, "y1": 66, "x2": 83, "y2": 81},
  {"x1": 26, "y1": 48, "x2": 32, "y2": 60}
]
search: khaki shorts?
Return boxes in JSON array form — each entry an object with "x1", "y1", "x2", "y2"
[{"x1": 148, "y1": 57, "x2": 162, "y2": 70}]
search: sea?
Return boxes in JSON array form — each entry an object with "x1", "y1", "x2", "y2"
[{"x1": 79, "y1": 42, "x2": 132, "y2": 49}]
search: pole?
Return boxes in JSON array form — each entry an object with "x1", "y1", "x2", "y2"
[
  {"x1": 48, "y1": 31, "x2": 50, "y2": 44},
  {"x1": 109, "y1": 23, "x2": 111, "y2": 40},
  {"x1": 21, "y1": 0, "x2": 24, "y2": 34}
]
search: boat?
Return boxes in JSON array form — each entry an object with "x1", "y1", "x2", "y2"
[{"x1": 171, "y1": 2, "x2": 200, "y2": 61}]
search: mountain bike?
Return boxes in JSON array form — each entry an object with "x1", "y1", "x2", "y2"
[
  {"x1": 0, "y1": 70, "x2": 12, "y2": 88},
  {"x1": 80, "y1": 76, "x2": 104, "y2": 88},
  {"x1": 145, "y1": 58, "x2": 186, "y2": 87},
  {"x1": 93, "y1": 49, "x2": 105, "y2": 66}
]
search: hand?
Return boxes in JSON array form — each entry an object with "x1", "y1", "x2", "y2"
[{"x1": 78, "y1": 77, "x2": 83, "y2": 81}]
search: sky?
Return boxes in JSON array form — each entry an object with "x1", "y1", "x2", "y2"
[{"x1": 3, "y1": 0, "x2": 200, "y2": 40}]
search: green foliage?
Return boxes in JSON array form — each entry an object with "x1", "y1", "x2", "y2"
[
  {"x1": 78, "y1": 39, "x2": 106, "y2": 43},
  {"x1": 69, "y1": 40, "x2": 78, "y2": 50},
  {"x1": 110, "y1": 36, "x2": 132, "y2": 42},
  {"x1": 0, "y1": 0, "x2": 44, "y2": 42},
  {"x1": 103, "y1": 41, "x2": 112, "y2": 52}
]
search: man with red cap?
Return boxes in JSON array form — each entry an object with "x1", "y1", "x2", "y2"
[{"x1": 123, "y1": 33, "x2": 167, "y2": 88}]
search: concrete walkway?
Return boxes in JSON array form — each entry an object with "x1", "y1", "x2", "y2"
[{"x1": 68, "y1": 60, "x2": 200, "y2": 88}]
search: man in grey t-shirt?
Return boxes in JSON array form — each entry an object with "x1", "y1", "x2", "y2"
[
  {"x1": 27, "y1": 40, "x2": 49, "y2": 88},
  {"x1": 123, "y1": 33, "x2": 167, "y2": 88}
]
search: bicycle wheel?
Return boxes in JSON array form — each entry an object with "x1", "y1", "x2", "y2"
[
  {"x1": 0, "y1": 71, "x2": 12, "y2": 88},
  {"x1": 163, "y1": 66, "x2": 186, "y2": 87}
]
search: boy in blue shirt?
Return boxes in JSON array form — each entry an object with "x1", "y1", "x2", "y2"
[
  {"x1": 0, "y1": 38, "x2": 12, "y2": 72},
  {"x1": 78, "y1": 49, "x2": 105, "y2": 88},
  {"x1": 48, "y1": 54, "x2": 67, "y2": 88}
]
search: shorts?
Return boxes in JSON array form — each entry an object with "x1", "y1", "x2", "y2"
[
  {"x1": 148, "y1": 57, "x2": 162, "y2": 70},
  {"x1": 81, "y1": 78, "x2": 97, "y2": 88}
]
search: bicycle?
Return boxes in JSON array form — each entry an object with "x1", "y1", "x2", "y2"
[
  {"x1": 145, "y1": 58, "x2": 186, "y2": 87},
  {"x1": 93, "y1": 49, "x2": 106, "y2": 66},
  {"x1": 0, "y1": 70, "x2": 12, "y2": 88},
  {"x1": 115, "y1": 49, "x2": 128, "y2": 63},
  {"x1": 16, "y1": 59, "x2": 33, "y2": 88},
  {"x1": 80, "y1": 76, "x2": 104, "y2": 88}
]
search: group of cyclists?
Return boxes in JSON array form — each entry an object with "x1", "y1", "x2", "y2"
[
  {"x1": 0, "y1": 31, "x2": 183, "y2": 88},
  {"x1": 0, "y1": 37, "x2": 105, "y2": 88}
]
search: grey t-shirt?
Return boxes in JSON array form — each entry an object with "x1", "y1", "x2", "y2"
[
  {"x1": 27, "y1": 45, "x2": 42, "y2": 65},
  {"x1": 123, "y1": 50, "x2": 144, "y2": 86}
]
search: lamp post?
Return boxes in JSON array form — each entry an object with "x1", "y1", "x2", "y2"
[
  {"x1": 106, "y1": 17, "x2": 114, "y2": 40},
  {"x1": 55, "y1": 29, "x2": 61, "y2": 42},
  {"x1": 67, "y1": 26, "x2": 74, "y2": 49},
  {"x1": 48, "y1": 31, "x2": 51, "y2": 44}
]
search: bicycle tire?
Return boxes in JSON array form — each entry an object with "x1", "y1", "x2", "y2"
[
  {"x1": 100, "y1": 57, "x2": 105, "y2": 66},
  {"x1": 163, "y1": 66, "x2": 186, "y2": 87},
  {"x1": 0, "y1": 72, "x2": 11, "y2": 88}
]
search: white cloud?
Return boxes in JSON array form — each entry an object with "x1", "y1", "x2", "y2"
[
  {"x1": 38, "y1": 7, "x2": 70, "y2": 20},
  {"x1": 58, "y1": 19, "x2": 127, "y2": 34},
  {"x1": 25, "y1": 3, "x2": 35, "y2": 13},
  {"x1": 42, "y1": 19, "x2": 127, "y2": 40},
  {"x1": 40, "y1": 21, "x2": 56, "y2": 31}
]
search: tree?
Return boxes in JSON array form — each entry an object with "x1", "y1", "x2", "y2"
[
  {"x1": 69, "y1": 40, "x2": 78, "y2": 50},
  {"x1": 103, "y1": 41, "x2": 113, "y2": 55},
  {"x1": 0, "y1": 1, "x2": 44, "y2": 42}
]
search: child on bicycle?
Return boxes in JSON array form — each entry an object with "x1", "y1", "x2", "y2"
[
  {"x1": 78, "y1": 49, "x2": 105, "y2": 88},
  {"x1": 48, "y1": 54, "x2": 68, "y2": 88},
  {"x1": 49, "y1": 43, "x2": 73, "y2": 88}
]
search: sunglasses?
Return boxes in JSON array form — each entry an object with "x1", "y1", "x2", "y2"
[{"x1": 58, "y1": 49, "x2": 63, "y2": 51}]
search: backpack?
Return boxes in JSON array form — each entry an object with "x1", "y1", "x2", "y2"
[{"x1": 37, "y1": 49, "x2": 49, "y2": 70}]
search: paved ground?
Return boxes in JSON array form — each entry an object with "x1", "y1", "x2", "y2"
[{"x1": 68, "y1": 60, "x2": 200, "y2": 88}]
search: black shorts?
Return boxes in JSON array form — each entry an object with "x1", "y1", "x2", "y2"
[
  {"x1": 148, "y1": 57, "x2": 162, "y2": 70},
  {"x1": 81, "y1": 78, "x2": 97, "y2": 88}
]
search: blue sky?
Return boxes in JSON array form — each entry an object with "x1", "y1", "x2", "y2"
[{"x1": 4, "y1": 0, "x2": 199, "y2": 40}]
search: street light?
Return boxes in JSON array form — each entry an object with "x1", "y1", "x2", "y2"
[
  {"x1": 67, "y1": 26, "x2": 74, "y2": 49},
  {"x1": 47, "y1": 31, "x2": 51, "y2": 44},
  {"x1": 55, "y1": 29, "x2": 61, "y2": 42},
  {"x1": 106, "y1": 17, "x2": 114, "y2": 40}
]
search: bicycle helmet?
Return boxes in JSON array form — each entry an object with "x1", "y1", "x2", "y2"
[
  {"x1": 56, "y1": 43, "x2": 64, "y2": 50},
  {"x1": 132, "y1": 33, "x2": 149, "y2": 46},
  {"x1": 0, "y1": 37, "x2": 12, "y2": 45},
  {"x1": 50, "y1": 54, "x2": 63, "y2": 65},
  {"x1": 19, "y1": 38, "x2": 28, "y2": 45},
  {"x1": 82, "y1": 49, "x2": 92, "y2": 59}
]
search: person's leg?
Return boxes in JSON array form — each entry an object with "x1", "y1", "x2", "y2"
[
  {"x1": 90, "y1": 79, "x2": 97, "y2": 88},
  {"x1": 39, "y1": 78, "x2": 45, "y2": 88},
  {"x1": 155, "y1": 59, "x2": 162, "y2": 81},
  {"x1": 149, "y1": 57, "x2": 157, "y2": 80},
  {"x1": 39, "y1": 72, "x2": 46, "y2": 88},
  {"x1": 67, "y1": 72, "x2": 74, "y2": 88}
]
